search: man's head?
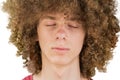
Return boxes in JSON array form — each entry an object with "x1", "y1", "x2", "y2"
[
  {"x1": 3, "y1": 0, "x2": 120, "y2": 78},
  {"x1": 37, "y1": 13, "x2": 85, "y2": 67}
]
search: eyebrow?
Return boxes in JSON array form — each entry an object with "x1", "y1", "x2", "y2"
[
  {"x1": 67, "y1": 16, "x2": 81, "y2": 21},
  {"x1": 42, "y1": 15, "x2": 80, "y2": 21},
  {"x1": 42, "y1": 16, "x2": 56, "y2": 20}
]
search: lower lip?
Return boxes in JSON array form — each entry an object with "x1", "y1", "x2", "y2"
[{"x1": 52, "y1": 47, "x2": 70, "y2": 52}]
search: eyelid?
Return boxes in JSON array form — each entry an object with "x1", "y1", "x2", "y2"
[
  {"x1": 46, "y1": 24, "x2": 56, "y2": 26},
  {"x1": 46, "y1": 21, "x2": 55, "y2": 24},
  {"x1": 67, "y1": 22, "x2": 79, "y2": 28},
  {"x1": 44, "y1": 19, "x2": 56, "y2": 25},
  {"x1": 68, "y1": 24, "x2": 78, "y2": 28}
]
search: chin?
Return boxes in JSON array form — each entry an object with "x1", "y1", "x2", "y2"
[{"x1": 50, "y1": 58, "x2": 71, "y2": 66}]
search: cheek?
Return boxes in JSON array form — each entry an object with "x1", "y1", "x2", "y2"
[
  {"x1": 38, "y1": 33, "x2": 48, "y2": 46},
  {"x1": 37, "y1": 30, "x2": 52, "y2": 51},
  {"x1": 71, "y1": 33, "x2": 85, "y2": 52},
  {"x1": 37, "y1": 28, "x2": 46, "y2": 47},
  {"x1": 37, "y1": 26, "x2": 49, "y2": 42}
]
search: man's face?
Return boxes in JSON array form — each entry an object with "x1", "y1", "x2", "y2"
[{"x1": 37, "y1": 13, "x2": 85, "y2": 66}]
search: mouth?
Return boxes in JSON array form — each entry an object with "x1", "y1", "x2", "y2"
[{"x1": 51, "y1": 47, "x2": 70, "y2": 52}]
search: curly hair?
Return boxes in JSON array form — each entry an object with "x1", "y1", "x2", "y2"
[{"x1": 2, "y1": 0, "x2": 120, "y2": 78}]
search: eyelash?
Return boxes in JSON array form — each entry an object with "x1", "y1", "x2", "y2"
[
  {"x1": 46, "y1": 24, "x2": 56, "y2": 26},
  {"x1": 68, "y1": 24, "x2": 78, "y2": 28}
]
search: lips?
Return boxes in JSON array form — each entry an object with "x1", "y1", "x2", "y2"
[{"x1": 52, "y1": 47, "x2": 70, "y2": 51}]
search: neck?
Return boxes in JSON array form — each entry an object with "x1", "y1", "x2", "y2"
[{"x1": 34, "y1": 55, "x2": 87, "y2": 80}]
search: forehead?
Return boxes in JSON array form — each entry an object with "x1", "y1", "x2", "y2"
[{"x1": 40, "y1": 13, "x2": 81, "y2": 21}]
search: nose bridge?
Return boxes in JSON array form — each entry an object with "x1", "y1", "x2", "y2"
[
  {"x1": 57, "y1": 25, "x2": 66, "y2": 33},
  {"x1": 56, "y1": 22, "x2": 67, "y2": 40},
  {"x1": 57, "y1": 18, "x2": 67, "y2": 32},
  {"x1": 57, "y1": 15, "x2": 67, "y2": 31}
]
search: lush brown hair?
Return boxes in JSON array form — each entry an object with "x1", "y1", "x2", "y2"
[{"x1": 2, "y1": 0, "x2": 120, "y2": 78}]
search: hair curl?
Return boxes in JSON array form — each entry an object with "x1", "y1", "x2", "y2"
[{"x1": 2, "y1": 0, "x2": 120, "y2": 78}]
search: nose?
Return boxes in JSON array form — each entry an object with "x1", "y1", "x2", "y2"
[{"x1": 56, "y1": 26, "x2": 67, "y2": 40}]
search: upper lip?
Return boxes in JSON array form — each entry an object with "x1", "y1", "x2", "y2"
[{"x1": 52, "y1": 47, "x2": 70, "y2": 51}]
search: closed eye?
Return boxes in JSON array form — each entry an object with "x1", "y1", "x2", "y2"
[
  {"x1": 45, "y1": 21, "x2": 56, "y2": 27},
  {"x1": 68, "y1": 24, "x2": 78, "y2": 28},
  {"x1": 46, "y1": 24, "x2": 56, "y2": 26}
]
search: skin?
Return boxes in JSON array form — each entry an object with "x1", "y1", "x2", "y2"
[{"x1": 34, "y1": 13, "x2": 87, "y2": 80}]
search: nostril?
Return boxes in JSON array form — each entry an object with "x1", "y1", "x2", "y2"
[
  {"x1": 56, "y1": 26, "x2": 67, "y2": 40},
  {"x1": 56, "y1": 34, "x2": 66, "y2": 40}
]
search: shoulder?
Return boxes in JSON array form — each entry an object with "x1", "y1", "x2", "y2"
[
  {"x1": 22, "y1": 75, "x2": 33, "y2": 80},
  {"x1": 90, "y1": 78, "x2": 93, "y2": 80}
]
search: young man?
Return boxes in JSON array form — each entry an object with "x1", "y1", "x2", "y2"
[{"x1": 2, "y1": 0, "x2": 120, "y2": 80}]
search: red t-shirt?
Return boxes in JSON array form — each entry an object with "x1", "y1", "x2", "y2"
[
  {"x1": 23, "y1": 75, "x2": 33, "y2": 80},
  {"x1": 23, "y1": 75, "x2": 93, "y2": 80}
]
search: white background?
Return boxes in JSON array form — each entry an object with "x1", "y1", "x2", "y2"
[{"x1": 0, "y1": 0, "x2": 120, "y2": 80}]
